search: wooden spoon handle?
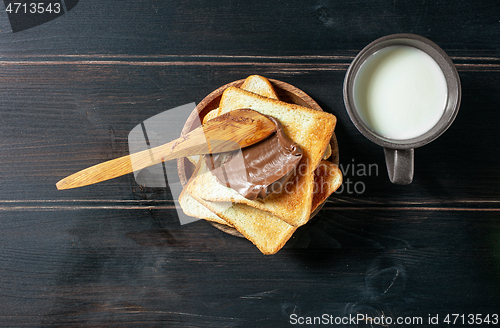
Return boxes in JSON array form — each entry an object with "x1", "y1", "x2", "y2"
[
  {"x1": 56, "y1": 153, "x2": 134, "y2": 191},
  {"x1": 55, "y1": 134, "x2": 205, "y2": 190},
  {"x1": 56, "y1": 109, "x2": 276, "y2": 190}
]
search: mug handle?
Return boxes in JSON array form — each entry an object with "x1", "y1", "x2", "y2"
[{"x1": 384, "y1": 148, "x2": 414, "y2": 185}]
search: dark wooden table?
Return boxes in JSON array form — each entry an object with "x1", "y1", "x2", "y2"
[{"x1": 0, "y1": 1, "x2": 499, "y2": 327}]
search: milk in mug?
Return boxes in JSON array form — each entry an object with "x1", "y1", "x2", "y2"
[{"x1": 353, "y1": 45, "x2": 448, "y2": 140}]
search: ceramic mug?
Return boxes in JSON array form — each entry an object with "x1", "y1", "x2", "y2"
[{"x1": 343, "y1": 34, "x2": 461, "y2": 184}]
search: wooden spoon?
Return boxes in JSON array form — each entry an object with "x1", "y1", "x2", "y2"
[{"x1": 56, "y1": 109, "x2": 276, "y2": 190}]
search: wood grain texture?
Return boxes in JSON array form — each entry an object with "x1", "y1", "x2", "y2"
[
  {"x1": 0, "y1": 63, "x2": 498, "y2": 203},
  {"x1": 0, "y1": 208, "x2": 498, "y2": 326},
  {"x1": 0, "y1": 1, "x2": 499, "y2": 56},
  {"x1": 0, "y1": 0, "x2": 499, "y2": 326}
]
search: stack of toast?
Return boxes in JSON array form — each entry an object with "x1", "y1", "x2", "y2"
[{"x1": 179, "y1": 75, "x2": 342, "y2": 254}]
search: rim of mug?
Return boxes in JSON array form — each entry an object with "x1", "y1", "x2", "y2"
[{"x1": 343, "y1": 33, "x2": 461, "y2": 150}]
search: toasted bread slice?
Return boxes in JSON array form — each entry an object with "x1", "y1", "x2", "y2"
[
  {"x1": 188, "y1": 87, "x2": 336, "y2": 227},
  {"x1": 189, "y1": 159, "x2": 342, "y2": 254},
  {"x1": 240, "y1": 75, "x2": 279, "y2": 100}
]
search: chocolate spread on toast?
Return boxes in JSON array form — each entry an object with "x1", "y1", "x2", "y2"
[{"x1": 206, "y1": 113, "x2": 303, "y2": 200}]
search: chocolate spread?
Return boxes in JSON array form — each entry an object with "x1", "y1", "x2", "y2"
[{"x1": 206, "y1": 114, "x2": 303, "y2": 200}]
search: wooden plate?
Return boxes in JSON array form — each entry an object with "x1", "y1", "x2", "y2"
[{"x1": 177, "y1": 79, "x2": 339, "y2": 237}]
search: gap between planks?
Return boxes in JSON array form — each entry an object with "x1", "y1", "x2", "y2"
[
  {"x1": 0, "y1": 199, "x2": 498, "y2": 212},
  {"x1": 0, "y1": 54, "x2": 498, "y2": 71}
]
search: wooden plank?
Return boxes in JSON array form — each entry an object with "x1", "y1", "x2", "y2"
[
  {"x1": 0, "y1": 1, "x2": 498, "y2": 57},
  {"x1": 0, "y1": 208, "x2": 498, "y2": 326},
  {"x1": 0, "y1": 63, "x2": 498, "y2": 204}
]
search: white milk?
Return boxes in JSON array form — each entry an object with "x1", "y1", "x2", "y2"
[{"x1": 353, "y1": 45, "x2": 448, "y2": 140}]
